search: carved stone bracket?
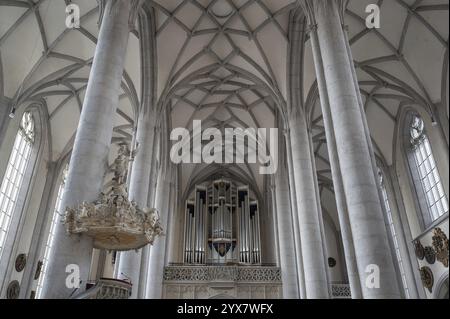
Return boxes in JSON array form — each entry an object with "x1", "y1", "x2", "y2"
[{"x1": 331, "y1": 284, "x2": 351, "y2": 299}]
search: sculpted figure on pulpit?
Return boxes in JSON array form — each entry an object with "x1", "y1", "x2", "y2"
[{"x1": 112, "y1": 142, "x2": 139, "y2": 186}]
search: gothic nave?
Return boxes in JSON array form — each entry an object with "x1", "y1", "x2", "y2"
[{"x1": 0, "y1": 0, "x2": 448, "y2": 301}]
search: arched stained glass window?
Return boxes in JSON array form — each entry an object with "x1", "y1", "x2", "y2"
[
  {"x1": 0, "y1": 112, "x2": 35, "y2": 257},
  {"x1": 36, "y1": 164, "x2": 69, "y2": 298},
  {"x1": 409, "y1": 115, "x2": 448, "y2": 224}
]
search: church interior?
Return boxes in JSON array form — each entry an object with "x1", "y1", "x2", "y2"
[{"x1": 0, "y1": 0, "x2": 448, "y2": 299}]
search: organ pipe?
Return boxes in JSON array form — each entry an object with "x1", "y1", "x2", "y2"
[
  {"x1": 195, "y1": 190, "x2": 200, "y2": 263},
  {"x1": 184, "y1": 180, "x2": 261, "y2": 265},
  {"x1": 183, "y1": 204, "x2": 188, "y2": 262}
]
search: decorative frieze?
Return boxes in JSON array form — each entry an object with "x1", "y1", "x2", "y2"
[
  {"x1": 163, "y1": 265, "x2": 282, "y2": 283},
  {"x1": 330, "y1": 284, "x2": 352, "y2": 299}
]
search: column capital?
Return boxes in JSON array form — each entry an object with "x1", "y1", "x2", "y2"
[
  {"x1": 97, "y1": 0, "x2": 145, "y2": 31},
  {"x1": 298, "y1": 0, "x2": 348, "y2": 28},
  {"x1": 287, "y1": 106, "x2": 307, "y2": 128},
  {"x1": 297, "y1": 0, "x2": 316, "y2": 27}
]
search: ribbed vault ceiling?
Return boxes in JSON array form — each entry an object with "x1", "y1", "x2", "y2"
[
  {"x1": 309, "y1": 0, "x2": 448, "y2": 198},
  {"x1": 0, "y1": 0, "x2": 141, "y2": 164},
  {"x1": 0, "y1": 0, "x2": 448, "y2": 198},
  {"x1": 152, "y1": 0, "x2": 296, "y2": 194}
]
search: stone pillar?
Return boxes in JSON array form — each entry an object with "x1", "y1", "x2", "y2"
[
  {"x1": 306, "y1": 16, "x2": 363, "y2": 299},
  {"x1": 138, "y1": 138, "x2": 162, "y2": 286},
  {"x1": 300, "y1": 0, "x2": 400, "y2": 298},
  {"x1": 145, "y1": 167, "x2": 173, "y2": 299},
  {"x1": 274, "y1": 162, "x2": 300, "y2": 299},
  {"x1": 263, "y1": 182, "x2": 278, "y2": 265},
  {"x1": 116, "y1": 112, "x2": 157, "y2": 299},
  {"x1": 19, "y1": 162, "x2": 58, "y2": 298},
  {"x1": 270, "y1": 185, "x2": 281, "y2": 267},
  {"x1": 288, "y1": 111, "x2": 330, "y2": 299},
  {"x1": 41, "y1": 0, "x2": 139, "y2": 298},
  {"x1": 285, "y1": 134, "x2": 307, "y2": 298}
]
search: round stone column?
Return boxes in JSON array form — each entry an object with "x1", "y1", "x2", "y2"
[
  {"x1": 285, "y1": 134, "x2": 307, "y2": 298},
  {"x1": 307, "y1": 23, "x2": 363, "y2": 299},
  {"x1": 116, "y1": 112, "x2": 157, "y2": 299},
  {"x1": 145, "y1": 168, "x2": 174, "y2": 298},
  {"x1": 288, "y1": 112, "x2": 330, "y2": 299},
  {"x1": 41, "y1": 0, "x2": 135, "y2": 298},
  {"x1": 274, "y1": 163, "x2": 300, "y2": 299},
  {"x1": 302, "y1": 0, "x2": 400, "y2": 298}
]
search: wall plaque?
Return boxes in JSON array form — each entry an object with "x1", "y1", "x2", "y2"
[
  {"x1": 34, "y1": 260, "x2": 43, "y2": 280},
  {"x1": 7, "y1": 280, "x2": 20, "y2": 299},
  {"x1": 419, "y1": 266, "x2": 434, "y2": 293},
  {"x1": 424, "y1": 246, "x2": 436, "y2": 265},
  {"x1": 15, "y1": 254, "x2": 27, "y2": 272},
  {"x1": 414, "y1": 240, "x2": 425, "y2": 260}
]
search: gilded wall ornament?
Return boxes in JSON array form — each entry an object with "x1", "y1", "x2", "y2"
[
  {"x1": 7, "y1": 280, "x2": 20, "y2": 299},
  {"x1": 419, "y1": 266, "x2": 434, "y2": 293},
  {"x1": 15, "y1": 253, "x2": 27, "y2": 272},
  {"x1": 432, "y1": 228, "x2": 449, "y2": 267},
  {"x1": 424, "y1": 246, "x2": 436, "y2": 265},
  {"x1": 414, "y1": 240, "x2": 425, "y2": 260}
]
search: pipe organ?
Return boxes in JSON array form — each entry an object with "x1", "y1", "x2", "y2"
[
  {"x1": 184, "y1": 179, "x2": 261, "y2": 265},
  {"x1": 184, "y1": 187, "x2": 207, "y2": 264},
  {"x1": 238, "y1": 187, "x2": 261, "y2": 264}
]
